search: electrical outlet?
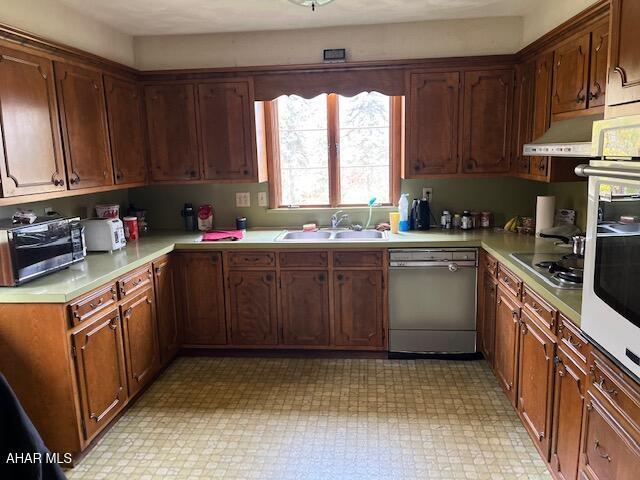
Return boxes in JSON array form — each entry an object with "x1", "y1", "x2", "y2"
[
  {"x1": 236, "y1": 192, "x2": 250, "y2": 208},
  {"x1": 258, "y1": 191, "x2": 268, "y2": 207},
  {"x1": 422, "y1": 187, "x2": 433, "y2": 202},
  {"x1": 43, "y1": 207, "x2": 54, "y2": 215}
]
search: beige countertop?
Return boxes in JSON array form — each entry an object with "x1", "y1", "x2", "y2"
[{"x1": 0, "y1": 228, "x2": 582, "y2": 325}]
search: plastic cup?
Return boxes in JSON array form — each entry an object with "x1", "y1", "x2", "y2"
[{"x1": 389, "y1": 212, "x2": 400, "y2": 234}]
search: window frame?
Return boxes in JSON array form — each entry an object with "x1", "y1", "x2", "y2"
[{"x1": 263, "y1": 93, "x2": 402, "y2": 209}]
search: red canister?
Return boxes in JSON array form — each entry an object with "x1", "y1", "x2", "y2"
[{"x1": 123, "y1": 216, "x2": 138, "y2": 241}]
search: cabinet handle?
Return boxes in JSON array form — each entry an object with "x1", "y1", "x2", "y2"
[
  {"x1": 69, "y1": 173, "x2": 80, "y2": 184},
  {"x1": 155, "y1": 267, "x2": 161, "y2": 275},
  {"x1": 511, "y1": 310, "x2": 519, "y2": 319},
  {"x1": 116, "y1": 171, "x2": 123, "y2": 180},
  {"x1": 89, "y1": 298, "x2": 103, "y2": 309},
  {"x1": 337, "y1": 273, "x2": 344, "y2": 281},
  {"x1": 593, "y1": 440, "x2": 612, "y2": 462},
  {"x1": 109, "y1": 318, "x2": 118, "y2": 330},
  {"x1": 243, "y1": 169, "x2": 249, "y2": 175},
  {"x1": 596, "y1": 377, "x2": 618, "y2": 398},
  {"x1": 124, "y1": 307, "x2": 133, "y2": 317},
  {"x1": 566, "y1": 334, "x2": 582, "y2": 349},
  {"x1": 264, "y1": 274, "x2": 273, "y2": 282},
  {"x1": 51, "y1": 176, "x2": 64, "y2": 186},
  {"x1": 190, "y1": 170, "x2": 197, "y2": 177},
  {"x1": 210, "y1": 256, "x2": 218, "y2": 264},
  {"x1": 575, "y1": 94, "x2": 586, "y2": 104}
]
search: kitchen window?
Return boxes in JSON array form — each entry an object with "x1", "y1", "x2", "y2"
[{"x1": 263, "y1": 92, "x2": 402, "y2": 208}]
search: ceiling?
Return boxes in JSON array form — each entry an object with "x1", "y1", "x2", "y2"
[{"x1": 57, "y1": 0, "x2": 535, "y2": 36}]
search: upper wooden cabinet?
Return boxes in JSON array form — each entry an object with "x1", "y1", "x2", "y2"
[
  {"x1": 405, "y1": 71, "x2": 460, "y2": 176},
  {"x1": 552, "y1": 19, "x2": 610, "y2": 115},
  {"x1": 512, "y1": 61, "x2": 536, "y2": 176},
  {"x1": 54, "y1": 62, "x2": 113, "y2": 189},
  {"x1": 104, "y1": 75, "x2": 147, "y2": 185},
  {"x1": 606, "y1": 0, "x2": 640, "y2": 112},
  {"x1": 461, "y1": 69, "x2": 514, "y2": 174},
  {"x1": 552, "y1": 32, "x2": 591, "y2": 114},
  {"x1": 144, "y1": 83, "x2": 200, "y2": 182},
  {"x1": 0, "y1": 46, "x2": 66, "y2": 197},
  {"x1": 197, "y1": 79, "x2": 261, "y2": 182}
]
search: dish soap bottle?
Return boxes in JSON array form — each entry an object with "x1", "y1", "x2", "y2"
[{"x1": 398, "y1": 194, "x2": 410, "y2": 232}]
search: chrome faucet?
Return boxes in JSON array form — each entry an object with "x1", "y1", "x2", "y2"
[{"x1": 330, "y1": 210, "x2": 349, "y2": 228}]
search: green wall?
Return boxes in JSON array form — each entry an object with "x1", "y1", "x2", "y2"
[
  {"x1": 0, "y1": 178, "x2": 588, "y2": 232},
  {"x1": 127, "y1": 177, "x2": 551, "y2": 230}
]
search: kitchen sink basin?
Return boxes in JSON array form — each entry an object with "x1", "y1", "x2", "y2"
[
  {"x1": 275, "y1": 229, "x2": 388, "y2": 242},
  {"x1": 278, "y1": 231, "x2": 332, "y2": 240},
  {"x1": 333, "y1": 230, "x2": 386, "y2": 240}
]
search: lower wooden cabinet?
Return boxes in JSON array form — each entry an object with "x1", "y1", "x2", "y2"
[
  {"x1": 333, "y1": 270, "x2": 385, "y2": 348},
  {"x1": 279, "y1": 270, "x2": 330, "y2": 346},
  {"x1": 120, "y1": 287, "x2": 160, "y2": 397},
  {"x1": 177, "y1": 252, "x2": 227, "y2": 346},
  {"x1": 550, "y1": 346, "x2": 587, "y2": 480},
  {"x1": 494, "y1": 285, "x2": 521, "y2": 406},
  {"x1": 517, "y1": 308, "x2": 557, "y2": 460},
  {"x1": 481, "y1": 269, "x2": 498, "y2": 366},
  {"x1": 227, "y1": 270, "x2": 278, "y2": 345},
  {"x1": 153, "y1": 255, "x2": 180, "y2": 365},
  {"x1": 70, "y1": 306, "x2": 128, "y2": 441},
  {"x1": 579, "y1": 392, "x2": 640, "y2": 480}
]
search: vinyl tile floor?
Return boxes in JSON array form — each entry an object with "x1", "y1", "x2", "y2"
[{"x1": 66, "y1": 357, "x2": 551, "y2": 480}]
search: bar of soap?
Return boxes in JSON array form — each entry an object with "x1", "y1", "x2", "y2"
[{"x1": 302, "y1": 223, "x2": 317, "y2": 232}]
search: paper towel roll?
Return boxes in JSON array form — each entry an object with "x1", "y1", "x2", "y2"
[{"x1": 535, "y1": 196, "x2": 556, "y2": 237}]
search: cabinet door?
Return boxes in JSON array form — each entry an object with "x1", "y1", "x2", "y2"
[
  {"x1": 104, "y1": 75, "x2": 147, "y2": 185},
  {"x1": 120, "y1": 287, "x2": 159, "y2": 397},
  {"x1": 550, "y1": 348, "x2": 587, "y2": 480},
  {"x1": 71, "y1": 307, "x2": 127, "y2": 440},
  {"x1": 334, "y1": 270, "x2": 384, "y2": 348},
  {"x1": 280, "y1": 270, "x2": 330, "y2": 346},
  {"x1": 517, "y1": 309, "x2": 557, "y2": 460},
  {"x1": 532, "y1": 52, "x2": 554, "y2": 142},
  {"x1": 461, "y1": 69, "x2": 513, "y2": 174},
  {"x1": 494, "y1": 286, "x2": 520, "y2": 406},
  {"x1": 482, "y1": 271, "x2": 498, "y2": 366},
  {"x1": 588, "y1": 21, "x2": 609, "y2": 109},
  {"x1": 0, "y1": 47, "x2": 66, "y2": 196},
  {"x1": 552, "y1": 33, "x2": 591, "y2": 114},
  {"x1": 228, "y1": 270, "x2": 278, "y2": 345},
  {"x1": 607, "y1": 0, "x2": 640, "y2": 107},
  {"x1": 198, "y1": 80, "x2": 257, "y2": 181},
  {"x1": 177, "y1": 253, "x2": 226, "y2": 346},
  {"x1": 405, "y1": 71, "x2": 460, "y2": 176},
  {"x1": 144, "y1": 84, "x2": 200, "y2": 182},
  {"x1": 54, "y1": 62, "x2": 113, "y2": 189},
  {"x1": 153, "y1": 255, "x2": 179, "y2": 365},
  {"x1": 512, "y1": 61, "x2": 536, "y2": 176},
  {"x1": 579, "y1": 393, "x2": 640, "y2": 480}
]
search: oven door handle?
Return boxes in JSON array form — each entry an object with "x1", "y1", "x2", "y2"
[{"x1": 575, "y1": 164, "x2": 640, "y2": 181}]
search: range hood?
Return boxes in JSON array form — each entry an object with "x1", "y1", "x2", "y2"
[{"x1": 523, "y1": 113, "x2": 604, "y2": 157}]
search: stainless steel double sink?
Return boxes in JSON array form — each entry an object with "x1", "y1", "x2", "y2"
[{"x1": 274, "y1": 229, "x2": 389, "y2": 242}]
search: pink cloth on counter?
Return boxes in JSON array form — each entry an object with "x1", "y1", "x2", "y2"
[{"x1": 201, "y1": 230, "x2": 244, "y2": 241}]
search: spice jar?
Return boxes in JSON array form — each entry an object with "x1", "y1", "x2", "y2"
[
  {"x1": 480, "y1": 211, "x2": 492, "y2": 228},
  {"x1": 461, "y1": 211, "x2": 473, "y2": 230},
  {"x1": 471, "y1": 212, "x2": 481, "y2": 229}
]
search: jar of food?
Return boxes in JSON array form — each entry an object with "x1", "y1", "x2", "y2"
[
  {"x1": 441, "y1": 210, "x2": 452, "y2": 229},
  {"x1": 480, "y1": 211, "x2": 492, "y2": 228},
  {"x1": 471, "y1": 212, "x2": 481, "y2": 229},
  {"x1": 461, "y1": 211, "x2": 473, "y2": 230},
  {"x1": 452, "y1": 214, "x2": 462, "y2": 229}
]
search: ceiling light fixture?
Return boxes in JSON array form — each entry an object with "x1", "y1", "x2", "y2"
[{"x1": 288, "y1": 0, "x2": 335, "y2": 12}]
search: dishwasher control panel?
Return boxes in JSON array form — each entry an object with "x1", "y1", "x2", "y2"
[{"x1": 389, "y1": 248, "x2": 477, "y2": 267}]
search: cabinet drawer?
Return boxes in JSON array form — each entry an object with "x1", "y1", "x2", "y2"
[
  {"x1": 557, "y1": 314, "x2": 589, "y2": 368},
  {"x1": 227, "y1": 251, "x2": 275, "y2": 268},
  {"x1": 483, "y1": 252, "x2": 498, "y2": 276},
  {"x1": 498, "y1": 264, "x2": 522, "y2": 300},
  {"x1": 279, "y1": 251, "x2": 328, "y2": 268},
  {"x1": 522, "y1": 286, "x2": 557, "y2": 333},
  {"x1": 333, "y1": 250, "x2": 383, "y2": 268},
  {"x1": 581, "y1": 393, "x2": 640, "y2": 480},
  {"x1": 589, "y1": 350, "x2": 640, "y2": 433},
  {"x1": 68, "y1": 283, "x2": 118, "y2": 326},
  {"x1": 118, "y1": 265, "x2": 152, "y2": 298}
]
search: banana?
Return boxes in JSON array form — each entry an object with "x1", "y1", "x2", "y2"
[{"x1": 503, "y1": 216, "x2": 519, "y2": 232}]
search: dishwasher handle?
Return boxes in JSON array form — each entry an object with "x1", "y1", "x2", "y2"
[{"x1": 389, "y1": 261, "x2": 477, "y2": 269}]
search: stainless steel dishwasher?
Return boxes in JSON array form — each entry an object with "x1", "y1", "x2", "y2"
[{"x1": 389, "y1": 248, "x2": 477, "y2": 354}]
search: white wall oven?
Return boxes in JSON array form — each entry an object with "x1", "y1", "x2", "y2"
[{"x1": 577, "y1": 115, "x2": 640, "y2": 380}]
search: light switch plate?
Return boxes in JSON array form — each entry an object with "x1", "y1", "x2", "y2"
[
  {"x1": 258, "y1": 192, "x2": 268, "y2": 207},
  {"x1": 236, "y1": 192, "x2": 250, "y2": 208},
  {"x1": 422, "y1": 187, "x2": 433, "y2": 202}
]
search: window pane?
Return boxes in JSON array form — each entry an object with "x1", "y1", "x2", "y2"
[
  {"x1": 277, "y1": 94, "x2": 329, "y2": 206},
  {"x1": 338, "y1": 92, "x2": 390, "y2": 204}
]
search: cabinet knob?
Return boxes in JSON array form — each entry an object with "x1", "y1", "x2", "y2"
[
  {"x1": 337, "y1": 274, "x2": 344, "y2": 281},
  {"x1": 593, "y1": 440, "x2": 612, "y2": 462},
  {"x1": 69, "y1": 173, "x2": 80, "y2": 184},
  {"x1": 243, "y1": 169, "x2": 249, "y2": 175},
  {"x1": 116, "y1": 171, "x2": 123, "y2": 180},
  {"x1": 317, "y1": 274, "x2": 325, "y2": 283},
  {"x1": 575, "y1": 94, "x2": 586, "y2": 104},
  {"x1": 264, "y1": 274, "x2": 273, "y2": 282}
]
